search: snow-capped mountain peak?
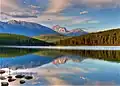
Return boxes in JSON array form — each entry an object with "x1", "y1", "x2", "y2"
[
  {"x1": 7, "y1": 20, "x2": 41, "y2": 28},
  {"x1": 0, "y1": 20, "x2": 59, "y2": 36},
  {"x1": 52, "y1": 25, "x2": 68, "y2": 33},
  {"x1": 52, "y1": 25, "x2": 88, "y2": 36},
  {"x1": 69, "y1": 28, "x2": 85, "y2": 33}
]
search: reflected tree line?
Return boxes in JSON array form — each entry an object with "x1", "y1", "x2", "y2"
[
  {"x1": 58, "y1": 50, "x2": 120, "y2": 62},
  {"x1": 0, "y1": 48, "x2": 39, "y2": 57},
  {"x1": 32, "y1": 49, "x2": 120, "y2": 63},
  {"x1": 0, "y1": 48, "x2": 120, "y2": 63}
]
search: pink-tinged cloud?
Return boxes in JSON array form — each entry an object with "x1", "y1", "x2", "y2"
[
  {"x1": 0, "y1": 0, "x2": 20, "y2": 12},
  {"x1": 46, "y1": 0, "x2": 71, "y2": 13}
]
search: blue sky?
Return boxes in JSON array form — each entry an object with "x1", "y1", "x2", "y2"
[{"x1": 0, "y1": 0, "x2": 120, "y2": 32}]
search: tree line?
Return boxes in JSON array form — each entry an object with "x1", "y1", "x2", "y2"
[{"x1": 56, "y1": 28, "x2": 120, "y2": 46}]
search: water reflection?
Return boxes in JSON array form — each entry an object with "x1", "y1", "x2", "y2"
[
  {"x1": 55, "y1": 50, "x2": 120, "y2": 62},
  {"x1": 1, "y1": 48, "x2": 120, "y2": 62},
  {"x1": 35, "y1": 49, "x2": 120, "y2": 62},
  {"x1": 0, "y1": 48, "x2": 120, "y2": 85},
  {"x1": 0, "y1": 47, "x2": 38, "y2": 57}
]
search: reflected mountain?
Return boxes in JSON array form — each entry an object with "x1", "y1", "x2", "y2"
[
  {"x1": 52, "y1": 56, "x2": 69, "y2": 65},
  {"x1": 52, "y1": 55, "x2": 85, "y2": 65}
]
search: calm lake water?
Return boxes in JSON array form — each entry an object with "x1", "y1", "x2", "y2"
[{"x1": 0, "y1": 47, "x2": 120, "y2": 86}]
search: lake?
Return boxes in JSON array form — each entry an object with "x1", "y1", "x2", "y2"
[{"x1": 0, "y1": 47, "x2": 120, "y2": 86}]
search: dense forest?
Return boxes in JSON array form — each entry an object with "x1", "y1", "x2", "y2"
[
  {"x1": 0, "y1": 33, "x2": 54, "y2": 46},
  {"x1": 56, "y1": 28, "x2": 120, "y2": 46}
]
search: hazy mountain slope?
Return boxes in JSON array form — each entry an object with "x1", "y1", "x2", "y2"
[
  {"x1": 0, "y1": 20, "x2": 59, "y2": 36},
  {"x1": 65, "y1": 28, "x2": 88, "y2": 36}
]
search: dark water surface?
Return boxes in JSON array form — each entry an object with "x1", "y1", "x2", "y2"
[{"x1": 0, "y1": 48, "x2": 120, "y2": 86}]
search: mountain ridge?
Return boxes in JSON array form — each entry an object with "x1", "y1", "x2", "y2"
[
  {"x1": 52, "y1": 25, "x2": 88, "y2": 36},
  {"x1": 0, "y1": 20, "x2": 59, "y2": 36}
]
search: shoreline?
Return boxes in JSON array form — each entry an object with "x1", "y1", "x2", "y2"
[{"x1": 0, "y1": 46, "x2": 120, "y2": 50}]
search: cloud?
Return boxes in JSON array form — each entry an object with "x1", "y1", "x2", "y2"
[
  {"x1": 38, "y1": 15, "x2": 72, "y2": 21},
  {"x1": 37, "y1": 15, "x2": 92, "y2": 26},
  {"x1": 45, "y1": 0, "x2": 71, "y2": 13},
  {"x1": 0, "y1": 0, "x2": 43, "y2": 13},
  {"x1": 28, "y1": 5, "x2": 41, "y2": 9},
  {"x1": 6, "y1": 14, "x2": 91, "y2": 27},
  {"x1": 80, "y1": 11, "x2": 88, "y2": 15},
  {"x1": 73, "y1": 0, "x2": 120, "y2": 8},
  {"x1": 0, "y1": 0, "x2": 113, "y2": 29},
  {"x1": 2, "y1": 15, "x2": 71, "y2": 24},
  {"x1": 0, "y1": 0, "x2": 21, "y2": 12},
  {"x1": 87, "y1": 20, "x2": 100, "y2": 24},
  {"x1": 0, "y1": 0, "x2": 40, "y2": 19},
  {"x1": 1, "y1": 12, "x2": 38, "y2": 18},
  {"x1": 69, "y1": 18, "x2": 91, "y2": 25},
  {"x1": 45, "y1": 0, "x2": 120, "y2": 14}
]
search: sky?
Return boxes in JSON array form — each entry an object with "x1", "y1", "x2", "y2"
[{"x1": 0, "y1": 0, "x2": 120, "y2": 32}]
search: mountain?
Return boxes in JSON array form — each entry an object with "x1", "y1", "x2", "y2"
[
  {"x1": 52, "y1": 25, "x2": 69, "y2": 33},
  {"x1": 0, "y1": 33, "x2": 54, "y2": 46},
  {"x1": 52, "y1": 25, "x2": 88, "y2": 36},
  {"x1": 0, "y1": 20, "x2": 59, "y2": 36},
  {"x1": 56, "y1": 28, "x2": 120, "y2": 46},
  {"x1": 65, "y1": 28, "x2": 88, "y2": 36}
]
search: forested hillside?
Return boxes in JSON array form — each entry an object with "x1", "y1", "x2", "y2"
[
  {"x1": 33, "y1": 34, "x2": 70, "y2": 43},
  {"x1": 56, "y1": 29, "x2": 120, "y2": 46},
  {"x1": 0, "y1": 33, "x2": 54, "y2": 46}
]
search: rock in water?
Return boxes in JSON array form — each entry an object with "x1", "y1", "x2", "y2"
[
  {"x1": 0, "y1": 76, "x2": 6, "y2": 80},
  {"x1": 1, "y1": 82, "x2": 9, "y2": 86},
  {"x1": 15, "y1": 75, "x2": 25, "y2": 78},
  {"x1": 7, "y1": 76, "x2": 12, "y2": 79},
  {"x1": 20, "y1": 80, "x2": 26, "y2": 84},
  {"x1": 8, "y1": 78, "x2": 16, "y2": 82},
  {"x1": 0, "y1": 70, "x2": 5, "y2": 74},
  {"x1": 25, "y1": 76, "x2": 33, "y2": 80}
]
